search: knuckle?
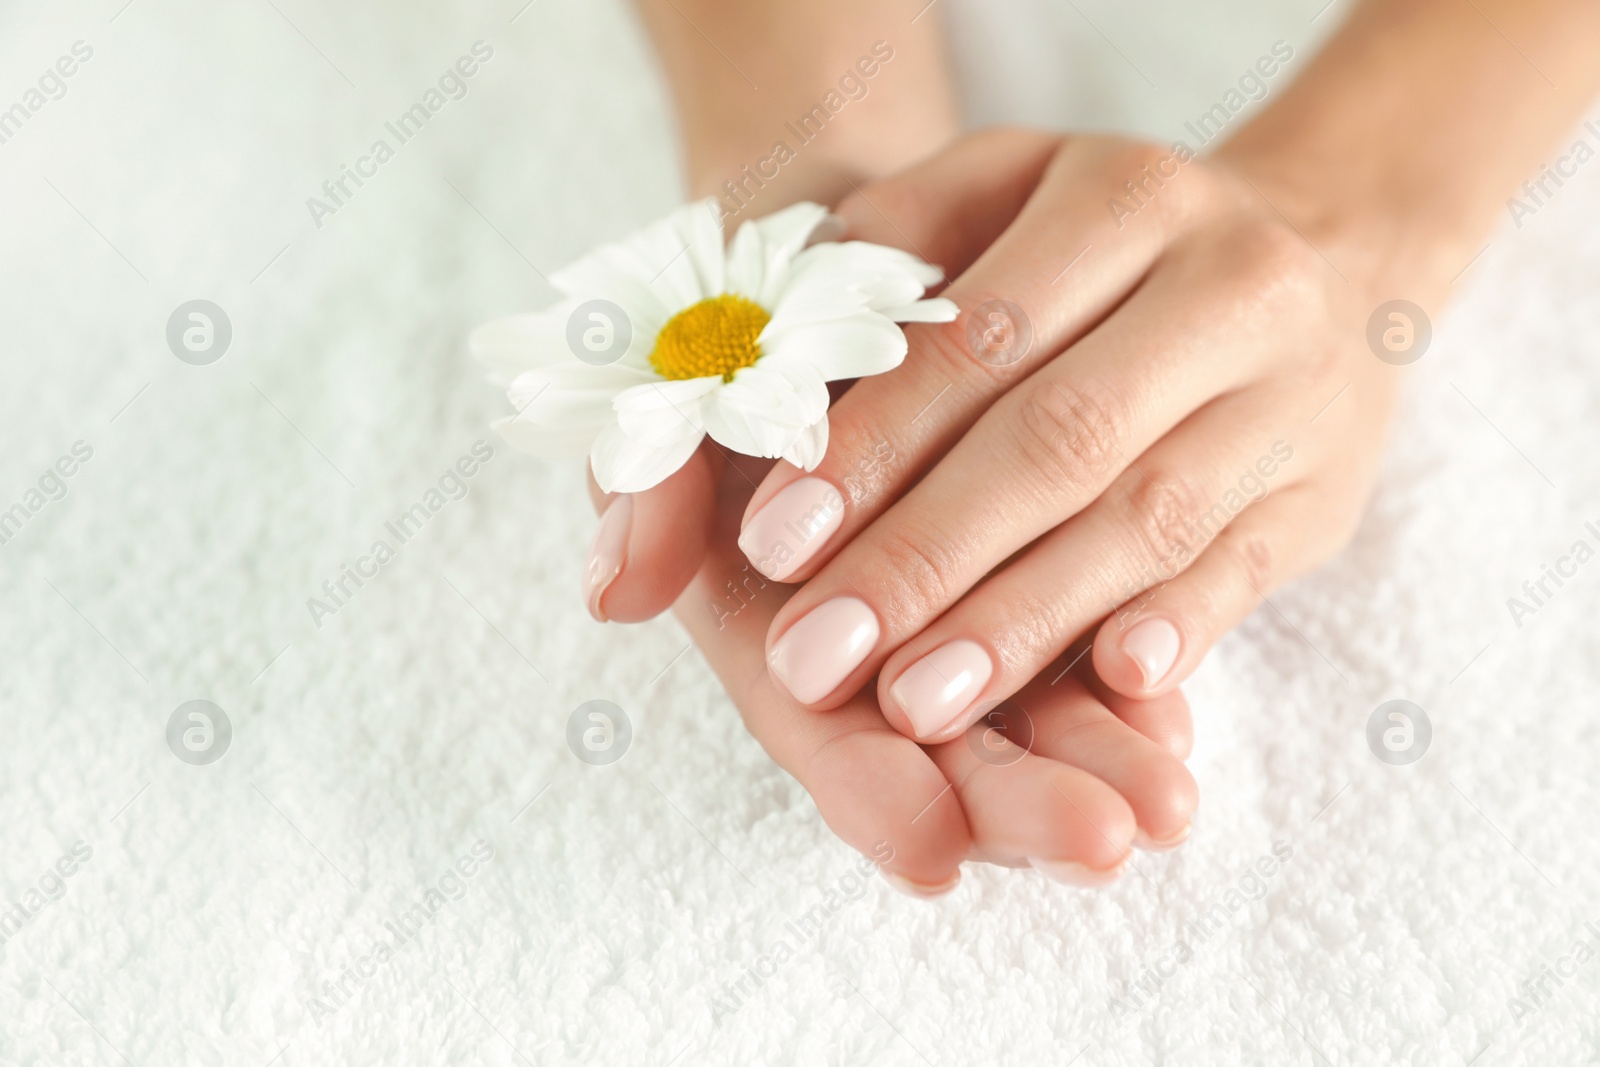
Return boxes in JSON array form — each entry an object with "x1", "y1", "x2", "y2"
[
  {"x1": 1223, "y1": 527, "x2": 1276, "y2": 593},
  {"x1": 997, "y1": 583, "x2": 1073, "y2": 651},
  {"x1": 1229, "y1": 219, "x2": 1330, "y2": 314},
  {"x1": 1122, "y1": 470, "x2": 1211, "y2": 569},
  {"x1": 925, "y1": 304, "x2": 1023, "y2": 386},
  {"x1": 1100, "y1": 140, "x2": 1180, "y2": 188},
  {"x1": 1085, "y1": 138, "x2": 1214, "y2": 232},
  {"x1": 868, "y1": 521, "x2": 964, "y2": 619},
  {"x1": 1012, "y1": 380, "x2": 1126, "y2": 488}
]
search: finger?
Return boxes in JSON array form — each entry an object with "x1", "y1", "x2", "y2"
[
  {"x1": 1012, "y1": 670, "x2": 1198, "y2": 850},
  {"x1": 583, "y1": 442, "x2": 721, "y2": 623},
  {"x1": 923, "y1": 709, "x2": 1137, "y2": 883},
  {"x1": 768, "y1": 235, "x2": 1292, "y2": 711},
  {"x1": 1023, "y1": 638, "x2": 1196, "y2": 760},
  {"x1": 832, "y1": 126, "x2": 1064, "y2": 281},
  {"x1": 874, "y1": 388, "x2": 1304, "y2": 740},
  {"x1": 738, "y1": 136, "x2": 1193, "y2": 585},
  {"x1": 1084, "y1": 664, "x2": 1194, "y2": 761},
  {"x1": 1091, "y1": 482, "x2": 1347, "y2": 699},
  {"x1": 671, "y1": 469, "x2": 971, "y2": 896}
]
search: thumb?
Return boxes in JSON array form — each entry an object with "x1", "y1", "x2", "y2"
[{"x1": 583, "y1": 441, "x2": 720, "y2": 623}]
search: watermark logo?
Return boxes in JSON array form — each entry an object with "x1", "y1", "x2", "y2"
[
  {"x1": 566, "y1": 299, "x2": 632, "y2": 366},
  {"x1": 166, "y1": 700, "x2": 232, "y2": 766},
  {"x1": 966, "y1": 299, "x2": 1033, "y2": 367},
  {"x1": 1366, "y1": 699, "x2": 1430, "y2": 766},
  {"x1": 567, "y1": 700, "x2": 631, "y2": 766},
  {"x1": 1366, "y1": 300, "x2": 1431, "y2": 365},
  {"x1": 167, "y1": 300, "x2": 232, "y2": 365},
  {"x1": 964, "y1": 698, "x2": 1035, "y2": 767}
]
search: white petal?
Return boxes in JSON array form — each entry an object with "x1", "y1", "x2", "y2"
[
  {"x1": 760, "y1": 312, "x2": 908, "y2": 383},
  {"x1": 758, "y1": 242, "x2": 949, "y2": 353},
  {"x1": 775, "y1": 242, "x2": 945, "y2": 316},
  {"x1": 550, "y1": 248, "x2": 676, "y2": 325},
  {"x1": 470, "y1": 308, "x2": 571, "y2": 384},
  {"x1": 590, "y1": 420, "x2": 704, "y2": 493},
  {"x1": 729, "y1": 362, "x2": 829, "y2": 426},
  {"x1": 724, "y1": 216, "x2": 767, "y2": 303},
  {"x1": 780, "y1": 417, "x2": 830, "y2": 470},
  {"x1": 702, "y1": 369, "x2": 816, "y2": 459},
  {"x1": 756, "y1": 283, "x2": 874, "y2": 342},
  {"x1": 475, "y1": 298, "x2": 665, "y2": 383},
  {"x1": 549, "y1": 200, "x2": 726, "y2": 316},
  {"x1": 680, "y1": 198, "x2": 729, "y2": 299},
  {"x1": 508, "y1": 364, "x2": 649, "y2": 423},
  {"x1": 496, "y1": 363, "x2": 647, "y2": 461},
  {"x1": 723, "y1": 202, "x2": 831, "y2": 304},
  {"x1": 880, "y1": 297, "x2": 960, "y2": 323},
  {"x1": 612, "y1": 377, "x2": 718, "y2": 447},
  {"x1": 741, "y1": 360, "x2": 829, "y2": 426}
]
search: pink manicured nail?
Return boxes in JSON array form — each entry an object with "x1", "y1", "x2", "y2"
[
  {"x1": 881, "y1": 869, "x2": 961, "y2": 899},
  {"x1": 738, "y1": 477, "x2": 846, "y2": 580},
  {"x1": 887, "y1": 639, "x2": 994, "y2": 739},
  {"x1": 1134, "y1": 822, "x2": 1192, "y2": 852},
  {"x1": 1028, "y1": 858, "x2": 1124, "y2": 888},
  {"x1": 1122, "y1": 617, "x2": 1180, "y2": 688},
  {"x1": 768, "y1": 597, "x2": 879, "y2": 704},
  {"x1": 582, "y1": 495, "x2": 632, "y2": 622}
]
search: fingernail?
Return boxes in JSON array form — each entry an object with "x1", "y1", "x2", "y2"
[
  {"x1": 887, "y1": 639, "x2": 994, "y2": 739},
  {"x1": 1134, "y1": 822, "x2": 1192, "y2": 852},
  {"x1": 738, "y1": 477, "x2": 846, "y2": 581},
  {"x1": 768, "y1": 597, "x2": 879, "y2": 705},
  {"x1": 582, "y1": 494, "x2": 632, "y2": 622},
  {"x1": 1122, "y1": 617, "x2": 1180, "y2": 688},
  {"x1": 1028, "y1": 857, "x2": 1124, "y2": 888},
  {"x1": 881, "y1": 869, "x2": 960, "y2": 899}
]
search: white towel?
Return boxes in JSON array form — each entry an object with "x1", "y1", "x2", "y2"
[{"x1": 1, "y1": 1, "x2": 1596, "y2": 1064}]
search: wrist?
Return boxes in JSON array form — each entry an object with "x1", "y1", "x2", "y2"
[
  {"x1": 686, "y1": 107, "x2": 959, "y2": 218},
  {"x1": 1209, "y1": 0, "x2": 1600, "y2": 311},
  {"x1": 1211, "y1": 136, "x2": 1479, "y2": 312}
]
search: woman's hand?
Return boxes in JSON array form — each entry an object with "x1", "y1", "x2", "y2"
[
  {"x1": 738, "y1": 0, "x2": 1600, "y2": 741},
  {"x1": 744, "y1": 129, "x2": 1399, "y2": 741},
  {"x1": 591, "y1": 447, "x2": 1200, "y2": 895}
]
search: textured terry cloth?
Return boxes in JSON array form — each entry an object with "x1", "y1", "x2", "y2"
[{"x1": 0, "y1": 1, "x2": 1597, "y2": 1064}]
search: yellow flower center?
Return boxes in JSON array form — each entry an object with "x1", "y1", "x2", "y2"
[{"x1": 649, "y1": 294, "x2": 771, "y2": 381}]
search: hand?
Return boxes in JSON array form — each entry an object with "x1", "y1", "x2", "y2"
[
  {"x1": 589, "y1": 445, "x2": 1199, "y2": 894},
  {"x1": 739, "y1": 129, "x2": 1401, "y2": 742}
]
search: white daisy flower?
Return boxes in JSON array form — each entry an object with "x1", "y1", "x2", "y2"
[{"x1": 471, "y1": 199, "x2": 957, "y2": 493}]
